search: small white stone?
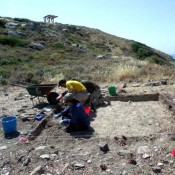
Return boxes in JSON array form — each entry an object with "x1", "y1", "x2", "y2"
[
  {"x1": 0, "y1": 145, "x2": 7, "y2": 150},
  {"x1": 74, "y1": 163, "x2": 85, "y2": 169},
  {"x1": 142, "y1": 153, "x2": 150, "y2": 159},
  {"x1": 40, "y1": 154, "x2": 50, "y2": 160},
  {"x1": 157, "y1": 162, "x2": 163, "y2": 167},
  {"x1": 106, "y1": 169, "x2": 111, "y2": 172},
  {"x1": 169, "y1": 160, "x2": 174, "y2": 164},
  {"x1": 35, "y1": 146, "x2": 47, "y2": 150},
  {"x1": 87, "y1": 160, "x2": 92, "y2": 164}
]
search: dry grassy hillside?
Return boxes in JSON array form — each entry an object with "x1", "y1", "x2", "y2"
[{"x1": 0, "y1": 17, "x2": 175, "y2": 85}]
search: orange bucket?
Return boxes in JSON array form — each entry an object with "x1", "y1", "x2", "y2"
[{"x1": 84, "y1": 106, "x2": 91, "y2": 115}]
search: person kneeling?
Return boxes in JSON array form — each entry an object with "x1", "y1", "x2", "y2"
[{"x1": 55, "y1": 93, "x2": 90, "y2": 133}]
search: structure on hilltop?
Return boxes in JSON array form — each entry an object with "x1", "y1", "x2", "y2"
[{"x1": 43, "y1": 15, "x2": 58, "y2": 23}]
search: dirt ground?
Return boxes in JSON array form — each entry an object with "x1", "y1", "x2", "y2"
[{"x1": 1, "y1": 83, "x2": 175, "y2": 175}]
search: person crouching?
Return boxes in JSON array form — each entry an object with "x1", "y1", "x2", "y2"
[{"x1": 55, "y1": 93, "x2": 90, "y2": 133}]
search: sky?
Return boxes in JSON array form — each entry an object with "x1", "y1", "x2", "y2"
[{"x1": 1, "y1": 0, "x2": 175, "y2": 55}]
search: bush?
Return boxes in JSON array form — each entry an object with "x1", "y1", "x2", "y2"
[
  {"x1": 131, "y1": 41, "x2": 155, "y2": 60},
  {"x1": 0, "y1": 19, "x2": 6, "y2": 28},
  {"x1": 137, "y1": 48, "x2": 152, "y2": 59},
  {"x1": 0, "y1": 57, "x2": 22, "y2": 66},
  {"x1": 131, "y1": 42, "x2": 146, "y2": 52},
  {"x1": 146, "y1": 55, "x2": 165, "y2": 65},
  {"x1": 0, "y1": 68, "x2": 9, "y2": 78},
  {"x1": 0, "y1": 36, "x2": 28, "y2": 47},
  {"x1": 14, "y1": 18, "x2": 31, "y2": 23},
  {"x1": 55, "y1": 42, "x2": 65, "y2": 49}
]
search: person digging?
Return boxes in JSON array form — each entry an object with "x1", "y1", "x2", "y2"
[{"x1": 53, "y1": 93, "x2": 90, "y2": 133}]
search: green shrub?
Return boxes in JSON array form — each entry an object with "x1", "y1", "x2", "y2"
[
  {"x1": 131, "y1": 41, "x2": 155, "y2": 60},
  {"x1": 0, "y1": 57, "x2": 22, "y2": 66},
  {"x1": 146, "y1": 55, "x2": 165, "y2": 65},
  {"x1": 0, "y1": 36, "x2": 28, "y2": 47},
  {"x1": 0, "y1": 19, "x2": 6, "y2": 28},
  {"x1": 131, "y1": 41, "x2": 146, "y2": 52},
  {"x1": 55, "y1": 42, "x2": 65, "y2": 49},
  {"x1": 14, "y1": 18, "x2": 31, "y2": 23},
  {"x1": 0, "y1": 68, "x2": 9, "y2": 78},
  {"x1": 137, "y1": 48, "x2": 152, "y2": 59},
  {"x1": 0, "y1": 56, "x2": 31, "y2": 66}
]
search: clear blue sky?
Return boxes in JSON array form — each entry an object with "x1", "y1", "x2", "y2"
[{"x1": 1, "y1": 0, "x2": 175, "y2": 55}]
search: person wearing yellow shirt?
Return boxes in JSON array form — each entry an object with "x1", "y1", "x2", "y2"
[{"x1": 58, "y1": 79, "x2": 89, "y2": 103}]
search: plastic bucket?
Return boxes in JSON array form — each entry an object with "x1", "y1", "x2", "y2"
[
  {"x1": 1, "y1": 116, "x2": 17, "y2": 134},
  {"x1": 84, "y1": 106, "x2": 91, "y2": 115},
  {"x1": 108, "y1": 86, "x2": 116, "y2": 96}
]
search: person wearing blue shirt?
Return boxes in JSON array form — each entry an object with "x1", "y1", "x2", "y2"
[{"x1": 54, "y1": 93, "x2": 90, "y2": 133}]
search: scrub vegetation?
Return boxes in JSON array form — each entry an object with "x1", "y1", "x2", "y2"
[{"x1": 0, "y1": 17, "x2": 175, "y2": 85}]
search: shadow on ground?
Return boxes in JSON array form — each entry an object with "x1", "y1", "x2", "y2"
[
  {"x1": 70, "y1": 126, "x2": 95, "y2": 139},
  {"x1": 4, "y1": 131, "x2": 20, "y2": 139}
]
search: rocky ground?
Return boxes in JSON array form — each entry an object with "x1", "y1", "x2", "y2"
[{"x1": 1, "y1": 82, "x2": 175, "y2": 175}]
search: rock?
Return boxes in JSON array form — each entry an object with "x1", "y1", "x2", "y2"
[
  {"x1": 137, "y1": 146, "x2": 150, "y2": 154},
  {"x1": 0, "y1": 159, "x2": 9, "y2": 168},
  {"x1": 157, "y1": 162, "x2": 163, "y2": 167},
  {"x1": 20, "y1": 130, "x2": 30, "y2": 135},
  {"x1": 129, "y1": 159, "x2": 137, "y2": 165},
  {"x1": 160, "y1": 80, "x2": 168, "y2": 85},
  {"x1": 19, "y1": 155, "x2": 30, "y2": 166},
  {"x1": 96, "y1": 55, "x2": 108, "y2": 60},
  {"x1": 122, "y1": 84, "x2": 127, "y2": 88},
  {"x1": 152, "y1": 166, "x2": 161, "y2": 173},
  {"x1": 117, "y1": 150, "x2": 133, "y2": 156},
  {"x1": 87, "y1": 160, "x2": 92, "y2": 164},
  {"x1": 100, "y1": 164, "x2": 107, "y2": 171},
  {"x1": 5, "y1": 22, "x2": 18, "y2": 29},
  {"x1": 74, "y1": 163, "x2": 85, "y2": 169},
  {"x1": 0, "y1": 145, "x2": 7, "y2": 150},
  {"x1": 150, "y1": 81, "x2": 161, "y2": 86},
  {"x1": 30, "y1": 42, "x2": 44, "y2": 50},
  {"x1": 169, "y1": 160, "x2": 174, "y2": 165},
  {"x1": 40, "y1": 154, "x2": 50, "y2": 160},
  {"x1": 20, "y1": 116, "x2": 32, "y2": 122},
  {"x1": 8, "y1": 30, "x2": 18, "y2": 37},
  {"x1": 35, "y1": 146, "x2": 47, "y2": 151},
  {"x1": 142, "y1": 153, "x2": 150, "y2": 159},
  {"x1": 99, "y1": 142, "x2": 109, "y2": 153},
  {"x1": 29, "y1": 165, "x2": 44, "y2": 175},
  {"x1": 132, "y1": 83, "x2": 140, "y2": 87}
]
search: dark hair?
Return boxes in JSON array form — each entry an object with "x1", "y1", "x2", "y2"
[{"x1": 58, "y1": 79, "x2": 66, "y2": 86}]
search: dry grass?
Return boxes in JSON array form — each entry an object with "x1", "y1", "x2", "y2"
[{"x1": 43, "y1": 56, "x2": 175, "y2": 85}]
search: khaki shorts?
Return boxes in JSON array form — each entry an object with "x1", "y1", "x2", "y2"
[{"x1": 74, "y1": 91, "x2": 89, "y2": 102}]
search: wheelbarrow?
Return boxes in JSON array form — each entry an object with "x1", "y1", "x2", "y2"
[
  {"x1": 11, "y1": 82, "x2": 58, "y2": 105},
  {"x1": 26, "y1": 84, "x2": 57, "y2": 105}
]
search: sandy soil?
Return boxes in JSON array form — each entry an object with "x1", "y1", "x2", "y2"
[{"x1": 1, "y1": 84, "x2": 175, "y2": 175}]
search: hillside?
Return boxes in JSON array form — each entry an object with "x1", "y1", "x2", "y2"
[
  {"x1": 0, "y1": 16, "x2": 175, "y2": 85},
  {"x1": 1, "y1": 17, "x2": 175, "y2": 175}
]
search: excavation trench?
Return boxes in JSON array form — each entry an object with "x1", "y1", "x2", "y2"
[
  {"x1": 91, "y1": 93, "x2": 175, "y2": 138},
  {"x1": 27, "y1": 93, "x2": 175, "y2": 139}
]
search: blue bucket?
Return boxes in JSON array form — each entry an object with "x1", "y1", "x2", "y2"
[{"x1": 1, "y1": 116, "x2": 17, "y2": 134}]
